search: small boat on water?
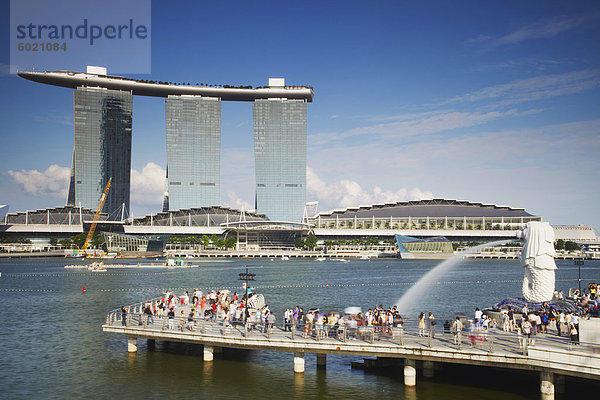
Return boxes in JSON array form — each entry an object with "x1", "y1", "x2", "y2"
[
  {"x1": 88, "y1": 262, "x2": 107, "y2": 272},
  {"x1": 315, "y1": 257, "x2": 326, "y2": 261}
]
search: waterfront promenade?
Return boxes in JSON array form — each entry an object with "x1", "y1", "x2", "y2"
[{"x1": 103, "y1": 296, "x2": 600, "y2": 400}]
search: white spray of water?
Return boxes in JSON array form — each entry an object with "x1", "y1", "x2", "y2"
[{"x1": 395, "y1": 239, "x2": 514, "y2": 314}]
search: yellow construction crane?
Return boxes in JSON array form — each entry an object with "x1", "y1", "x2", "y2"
[{"x1": 82, "y1": 178, "x2": 112, "y2": 255}]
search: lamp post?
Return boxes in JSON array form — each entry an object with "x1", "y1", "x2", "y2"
[
  {"x1": 574, "y1": 259, "x2": 584, "y2": 294},
  {"x1": 238, "y1": 266, "x2": 256, "y2": 321}
]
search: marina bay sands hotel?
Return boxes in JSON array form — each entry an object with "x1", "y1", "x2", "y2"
[{"x1": 18, "y1": 66, "x2": 313, "y2": 222}]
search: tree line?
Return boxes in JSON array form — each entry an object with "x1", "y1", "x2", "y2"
[{"x1": 168, "y1": 234, "x2": 237, "y2": 249}]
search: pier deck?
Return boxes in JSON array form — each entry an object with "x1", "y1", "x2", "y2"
[{"x1": 103, "y1": 298, "x2": 600, "y2": 399}]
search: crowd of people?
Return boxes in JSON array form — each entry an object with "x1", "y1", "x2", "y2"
[
  {"x1": 120, "y1": 286, "x2": 592, "y2": 348},
  {"x1": 292, "y1": 305, "x2": 406, "y2": 339},
  {"x1": 122, "y1": 288, "x2": 274, "y2": 331},
  {"x1": 502, "y1": 303, "x2": 582, "y2": 347}
]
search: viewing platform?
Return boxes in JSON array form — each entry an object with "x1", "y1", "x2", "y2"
[{"x1": 103, "y1": 295, "x2": 600, "y2": 400}]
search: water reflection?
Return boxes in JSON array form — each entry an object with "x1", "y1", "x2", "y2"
[
  {"x1": 126, "y1": 352, "x2": 137, "y2": 367},
  {"x1": 202, "y1": 361, "x2": 213, "y2": 383},
  {"x1": 404, "y1": 386, "x2": 418, "y2": 400},
  {"x1": 293, "y1": 373, "x2": 304, "y2": 398}
]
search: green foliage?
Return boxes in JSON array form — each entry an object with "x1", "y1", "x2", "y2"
[
  {"x1": 565, "y1": 241, "x2": 581, "y2": 251},
  {"x1": 72, "y1": 233, "x2": 87, "y2": 248},
  {"x1": 169, "y1": 236, "x2": 201, "y2": 244},
  {"x1": 201, "y1": 235, "x2": 210, "y2": 247},
  {"x1": 91, "y1": 234, "x2": 102, "y2": 248},
  {"x1": 304, "y1": 235, "x2": 318, "y2": 249},
  {"x1": 222, "y1": 236, "x2": 236, "y2": 249},
  {"x1": 294, "y1": 237, "x2": 305, "y2": 248},
  {"x1": 0, "y1": 237, "x2": 32, "y2": 244},
  {"x1": 49, "y1": 237, "x2": 58, "y2": 246},
  {"x1": 555, "y1": 239, "x2": 565, "y2": 250}
]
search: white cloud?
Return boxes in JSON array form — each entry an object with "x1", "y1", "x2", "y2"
[
  {"x1": 444, "y1": 69, "x2": 600, "y2": 106},
  {"x1": 34, "y1": 114, "x2": 73, "y2": 126},
  {"x1": 7, "y1": 164, "x2": 70, "y2": 198},
  {"x1": 469, "y1": 15, "x2": 598, "y2": 49},
  {"x1": 7, "y1": 162, "x2": 167, "y2": 209},
  {"x1": 310, "y1": 109, "x2": 519, "y2": 146},
  {"x1": 495, "y1": 16, "x2": 593, "y2": 46},
  {"x1": 222, "y1": 190, "x2": 254, "y2": 212},
  {"x1": 130, "y1": 162, "x2": 166, "y2": 206},
  {"x1": 306, "y1": 166, "x2": 433, "y2": 211}
]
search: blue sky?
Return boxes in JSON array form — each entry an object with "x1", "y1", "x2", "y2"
[{"x1": 1, "y1": 1, "x2": 599, "y2": 232}]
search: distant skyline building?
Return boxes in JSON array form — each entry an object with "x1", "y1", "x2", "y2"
[
  {"x1": 165, "y1": 95, "x2": 221, "y2": 210},
  {"x1": 67, "y1": 86, "x2": 132, "y2": 216},
  {"x1": 19, "y1": 68, "x2": 314, "y2": 220},
  {"x1": 254, "y1": 95, "x2": 307, "y2": 222}
]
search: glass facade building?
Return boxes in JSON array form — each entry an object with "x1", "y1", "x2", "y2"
[
  {"x1": 253, "y1": 99, "x2": 307, "y2": 222},
  {"x1": 165, "y1": 96, "x2": 221, "y2": 211},
  {"x1": 67, "y1": 87, "x2": 132, "y2": 216}
]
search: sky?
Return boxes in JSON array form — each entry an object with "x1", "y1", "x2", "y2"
[{"x1": 1, "y1": 1, "x2": 599, "y2": 233}]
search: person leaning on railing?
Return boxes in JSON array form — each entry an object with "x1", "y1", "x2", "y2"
[{"x1": 121, "y1": 306, "x2": 129, "y2": 326}]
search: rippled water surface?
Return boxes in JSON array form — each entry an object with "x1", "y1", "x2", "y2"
[{"x1": 0, "y1": 257, "x2": 598, "y2": 399}]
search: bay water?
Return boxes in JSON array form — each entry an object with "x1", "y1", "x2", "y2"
[{"x1": 0, "y1": 257, "x2": 597, "y2": 399}]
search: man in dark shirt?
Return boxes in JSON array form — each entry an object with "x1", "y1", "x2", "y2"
[{"x1": 121, "y1": 306, "x2": 128, "y2": 326}]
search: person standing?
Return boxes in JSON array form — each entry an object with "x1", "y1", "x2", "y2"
[
  {"x1": 418, "y1": 312, "x2": 426, "y2": 337},
  {"x1": 481, "y1": 315, "x2": 489, "y2": 341},
  {"x1": 571, "y1": 313, "x2": 580, "y2": 344},
  {"x1": 167, "y1": 307, "x2": 175, "y2": 330},
  {"x1": 474, "y1": 307, "x2": 482, "y2": 327},
  {"x1": 452, "y1": 316, "x2": 463, "y2": 345},
  {"x1": 428, "y1": 312, "x2": 436, "y2": 338},
  {"x1": 569, "y1": 322, "x2": 578, "y2": 344},
  {"x1": 121, "y1": 306, "x2": 128, "y2": 327},
  {"x1": 502, "y1": 310, "x2": 510, "y2": 333},
  {"x1": 540, "y1": 312, "x2": 548, "y2": 334},
  {"x1": 144, "y1": 304, "x2": 154, "y2": 325},
  {"x1": 558, "y1": 311, "x2": 565, "y2": 336},
  {"x1": 297, "y1": 307, "x2": 304, "y2": 330},
  {"x1": 522, "y1": 318, "x2": 532, "y2": 346},
  {"x1": 293, "y1": 306, "x2": 299, "y2": 328},
  {"x1": 284, "y1": 308, "x2": 292, "y2": 332}
]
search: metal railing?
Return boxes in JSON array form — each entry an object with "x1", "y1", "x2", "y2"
[{"x1": 105, "y1": 306, "x2": 596, "y2": 357}]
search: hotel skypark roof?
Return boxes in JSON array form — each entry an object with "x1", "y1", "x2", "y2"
[{"x1": 18, "y1": 70, "x2": 314, "y2": 102}]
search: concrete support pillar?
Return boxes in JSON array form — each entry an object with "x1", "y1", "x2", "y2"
[
  {"x1": 204, "y1": 345, "x2": 214, "y2": 362},
  {"x1": 316, "y1": 353, "x2": 326, "y2": 368},
  {"x1": 294, "y1": 352, "x2": 305, "y2": 373},
  {"x1": 555, "y1": 374, "x2": 565, "y2": 394},
  {"x1": 423, "y1": 360, "x2": 434, "y2": 378},
  {"x1": 127, "y1": 336, "x2": 137, "y2": 353},
  {"x1": 540, "y1": 371, "x2": 554, "y2": 400},
  {"x1": 404, "y1": 359, "x2": 416, "y2": 387}
]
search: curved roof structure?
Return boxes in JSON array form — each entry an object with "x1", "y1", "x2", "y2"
[
  {"x1": 132, "y1": 206, "x2": 268, "y2": 228},
  {"x1": 3, "y1": 205, "x2": 112, "y2": 225},
  {"x1": 315, "y1": 199, "x2": 536, "y2": 218},
  {"x1": 18, "y1": 70, "x2": 314, "y2": 102}
]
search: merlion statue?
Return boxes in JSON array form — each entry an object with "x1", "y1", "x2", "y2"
[{"x1": 517, "y1": 221, "x2": 557, "y2": 302}]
